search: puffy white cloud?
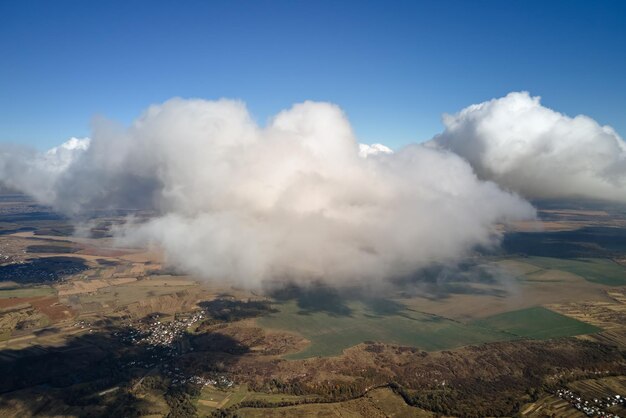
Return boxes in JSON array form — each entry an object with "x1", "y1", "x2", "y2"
[
  {"x1": 44, "y1": 137, "x2": 91, "y2": 172},
  {"x1": 0, "y1": 98, "x2": 535, "y2": 286},
  {"x1": 432, "y1": 92, "x2": 626, "y2": 202},
  {"x1": 0, "y1": 137, "x2": 90, "y2": 204},
  {"x1": 358, "y1": 143, "x2": 393, "y2": 158}
]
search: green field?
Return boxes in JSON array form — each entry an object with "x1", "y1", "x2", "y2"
[
  {"x1": 258, "y1": 300, "x2": 603, "y2": 359},
  {"x1": 522, "y1": 257, "x2": 626, "y2": 286},
  {"x1": 195, "y1": 386, "x2": 231, "y2": 415},
  {"x1": 195, "y1": 384, "x2": 314, "y2": 415},
  {"x1": 236, "y1": 387, "x2": 432, "y2": 417},
  {"x1": 472, "y1": 306, "x2": 601, "y2": 339},
  {"x1": 76, "y1": 278, "x2": 198, "y2": 308},
  {"x1": 257, "y1": 300, "x2": 515, "y2": 359},
  {"x1": 0, "y1": 286, "x2": 55, "y2": 299}
]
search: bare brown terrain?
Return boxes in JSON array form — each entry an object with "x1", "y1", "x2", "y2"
[{"x1": 0, "y1": 195, "x2": 624, "y2": 417}]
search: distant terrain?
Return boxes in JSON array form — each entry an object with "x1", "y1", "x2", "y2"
[{"x1": 0, "y1": 194, "x2": 624, "y2": 417}]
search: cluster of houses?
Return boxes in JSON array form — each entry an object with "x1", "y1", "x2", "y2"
[
  {"x1": 118, "y1": 311, "x2": 206, "y2": 347},
  {"x1": 74, "y1": 311, "x2": 237, "y2": 390},
  {"x1": 556, "y1": 388, "x2": 623, "y2": 417},
  {"x1": 121, "y1": 346, "x2": 176, "y2": 370},
  {"x1": 0, "y1": 239, "x2": 24, "y2": 271},
  {"x1": 0, "y1": 245, "x2": 18, "y2": 263},
  {"x1": 115, "y1": 316, "x2": 236, "y2": 389},
  {"x1": 161, "y1": 364, "x2": 234, "y2": 388},
  {"x1": 113, "y1": 312, "x2": 212, "y2": 371},
  {"x1": 72, "y1": 320, "x2": 94, "y2": 329},
  {"x1": 0, "y1": 254, "x2": 18, "y2": 265}
]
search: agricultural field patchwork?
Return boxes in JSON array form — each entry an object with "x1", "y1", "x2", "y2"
[{"x1": 0, "y1": 194, "x2": 624, "y2": 417}]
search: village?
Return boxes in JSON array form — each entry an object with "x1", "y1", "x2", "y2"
[
  {"x1": 117, "y1": 311, "x2": 236, "y2": 389},
  {"x1": 556, "y1": 388, "x2": 624, "y2": 417},
  {"x1": 116, "y1": 311, "x2": 206, "y2": 347}
]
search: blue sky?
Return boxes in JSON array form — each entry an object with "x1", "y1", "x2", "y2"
[{"x1": 1, "y1": 0, "x2": 625, "y2": 150}]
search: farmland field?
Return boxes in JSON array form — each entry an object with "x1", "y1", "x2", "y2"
[
  {"x1": 74, "y1": 275, "x2": 200, "y2": 307},
  {"x1": 522, "y1": 257, "x2": 626, "y2": 286},
  {"x1": 195, "y1": 384, "x2": 315, "y2": 415},
  {"x1": 0, "y1": 286, "x2": 55, "y2": 299},
  {"x1": 236, "y1": 387, "x2": 434, "y2": 417},
  {"x1": 472, "y1": 306, "x2": 601, "y2": 339},
  {"x1": 258, "y1": 301, "x2": 602, "y2": 359},
  {"x1": 257, "y1": 300, "x2": 516, "y2": 359}
]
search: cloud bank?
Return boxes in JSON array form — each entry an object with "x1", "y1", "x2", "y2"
[
  {"x1": 432, "y1": 92, "x2": 626, "y2": 202},
  {"x1": 0, "y1": 98, "x2": 534, "y2": 286}
]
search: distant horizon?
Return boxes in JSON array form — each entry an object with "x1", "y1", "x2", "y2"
[{"x1": 3, "y1": 91, "x2": 625, "y2": 153}]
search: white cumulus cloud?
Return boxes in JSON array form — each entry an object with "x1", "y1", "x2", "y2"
[
  {"x1": 358, "y1": 143, "x2": 393, "y2": 158},
  {"x1": 0, "y1": 98, "x2": 534, "y2": 287},
  {"x1": 432, "y1": 92, "x2": 626, "y2": 202}
]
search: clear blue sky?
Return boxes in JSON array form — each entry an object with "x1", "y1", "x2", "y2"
[{"x1": 1, "y1": 0, "x2": 625, "y2": 150}]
